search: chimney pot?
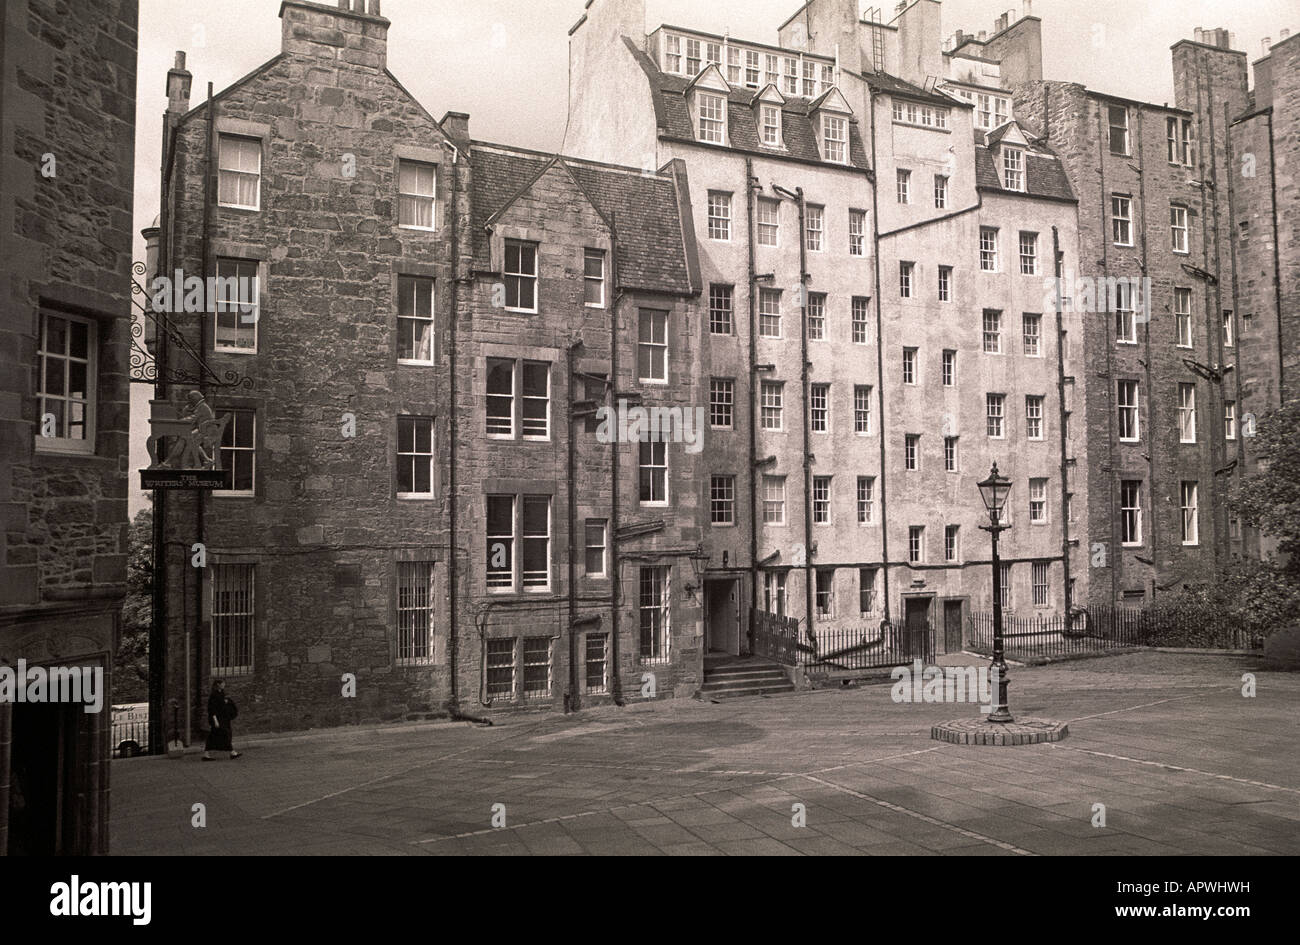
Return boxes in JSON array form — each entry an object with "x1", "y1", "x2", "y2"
[
  {"x1": 1023, "y1": 0, "x2": 1032, "y2": 16},
  {"x1": 174, "y1": 51, "x2": 186, "y2": 70},
  {"x1": 978, "y1": 30, "x2": 987, "y2": 41},
  {"x1": 1281, "y1": 29, "x2": 1290, "y2": 40},
  {"x1": 1263, "y1": 37, "x2": 1271, "y2": 52},
  {"x1": 369, "y1": 0, "x2": 381, "y2": 14},
  {"x1": 337, "y1": 0, "x2": 348, "y2": 8}
]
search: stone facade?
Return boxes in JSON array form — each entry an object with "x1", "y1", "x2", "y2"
[
  {"x1": 154, "y1": 0, "x2": 702, "y2": 735},
  {"x1": 0, "y1": 0, "x2": 137, "y2": 854}
]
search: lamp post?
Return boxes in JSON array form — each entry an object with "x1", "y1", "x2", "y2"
[{"x1": 977, "y1": 463, "x2": 1013, "y2": 723}]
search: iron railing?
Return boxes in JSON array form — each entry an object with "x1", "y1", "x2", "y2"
[{"x1": 752, "y1": 608, "x2": 934, "y2": 671}]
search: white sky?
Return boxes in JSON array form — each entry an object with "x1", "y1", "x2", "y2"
[{"x1": 127, "y1": 0, "x2": 1297, "y2": 515}]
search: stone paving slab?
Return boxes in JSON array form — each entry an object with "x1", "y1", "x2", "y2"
[{"x1": 109, "y1": 652, "x2": 1298, "y2": 855}]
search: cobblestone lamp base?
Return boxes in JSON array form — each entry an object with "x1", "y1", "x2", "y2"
[{"x1": 931, "y1": 717, "x2": 1069, "y2": 745}]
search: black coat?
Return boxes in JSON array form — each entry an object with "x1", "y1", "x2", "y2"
[{"x1": 205, "y1": 691, "x2": 237, "y2": 752}]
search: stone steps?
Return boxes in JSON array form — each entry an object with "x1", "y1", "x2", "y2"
[{"x1": 699, "y1": 659, "x2": 795, "y2": 698}]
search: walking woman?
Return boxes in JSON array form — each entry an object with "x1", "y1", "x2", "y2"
[{"x1": 202, "y1": 679, "x2": 241, "y2": 761}]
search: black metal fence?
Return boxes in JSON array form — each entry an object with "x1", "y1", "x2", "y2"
[
  {"x1": 751, "y1": 608, "x2": 799, "y2": 665},
  {"x1": 111, "y1": 716, "x2": 149, "y2": 757},
  {"x1": 800, "y1": 621, "x2": 934, "y2": 671},
  {"x1": 968, "y1": 605, "x2": 1263, "y2": 660}
]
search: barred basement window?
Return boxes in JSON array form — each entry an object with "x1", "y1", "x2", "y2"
[
  {"x1": 396, "y1": 275, "x2": 434, "y2": 363},
  {"x1": 214, "y1": 258, "x2": 259, "y2": 352},
  {"x1": 486, "y1": 638, "x2": 515, "y2": 698},
  {"x1": 522, "y1": 637, "x2": 552, "y2": 697},
  {"x1": 218, "y1": 408, "x2": 256, "y2": 495},
  {"x1": 812, "y1": 476, "x2": 831, "y2": 524},
  {"x1": 859, "y1": 568, "x2": 877, "y2": 613},
  {"x1": 709, "y1": 285, "x2": 734, "y2": 334},
  {"x1": 807, "y1": 293, "x2": 827, "y2": 340},
  {"x1": 856, "y1": 476, "x2": 875, "y2": 524},
  {"x1": 397, "y1": 160, "x2": 437, "y2": 229},
  {"x1": 853, "y1": 385, "x2": 872, "y2": 434},
  {"x1": 584, "y1": 519, "x2": 607, "y2": 576},
  {"x1": 711, "y1": 475, "x2": 736, "y2": 525},
  {"x1": 211, "y1": 563, "x2": 254, "y2": 674},
  {"x1": 397, "y1": 416, "x2": 434, "y2": 496},
  {"x1": 35, "y1": 311, "x2": 96, "y2": 454},
  {"x1": 396, "y1": 561, "x2": 435, "y2": 664},
  {"x1": 810, "y1": 384, "x2": 829, "y2": 433},
  {"x1": 852, "y1": 297, "x2": 870, "y2": 343},
  {"x1": 639, "y1": 566, "x2": 670, "y2": 661},
  {"x1": 1032, "y1": 561, "x2": 1050, "y2": 607},
  {"x1": 217, "y1": 134, "x2": 261, "y2": 210},
  {"x1": 709, "y1": 378, "x2": 734, "y2": 429},
  {"x1": 585, "y1": 633, "x2": 609, "y2": 693}
]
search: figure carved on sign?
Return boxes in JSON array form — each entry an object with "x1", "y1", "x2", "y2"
[{"x1": 146, "y1": 390, "x2": 229, "y2": 470}]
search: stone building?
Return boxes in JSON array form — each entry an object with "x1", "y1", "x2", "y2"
[
  {"x1": 0, "y1": 0, "x2": 137, "y2": 854},
  {"x1": 977, "y1": 14, "x2": 1292, "y2": 601},
  {"x1": 152, "y1": 0, "x2": 702, "y2": 734},
  {"x1": 566, "y1": 0, "x2": 1085, "y2": 666}
]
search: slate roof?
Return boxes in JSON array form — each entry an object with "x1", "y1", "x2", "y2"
[
  {"x1": 623, "y1": 37, "x2": 871, "y2": 171},
  {"x1": 857, "y1": 70, "x2": 969, "y2": 109},
  {"x1": 469, "y1": 144, "x2": 696, "y2": 296},
  {"x1": 974, "y1": 146, "x2": 1076, "y2": 203}
]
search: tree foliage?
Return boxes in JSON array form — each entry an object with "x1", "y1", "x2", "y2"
[{"x1": 114, "y1": 505, "x2": 152, "y2": 704}]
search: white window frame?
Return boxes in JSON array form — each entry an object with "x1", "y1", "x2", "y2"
[
  {"x1": 1121, "y1": 480, "x2": 1143, "y2": 546},
  {"x1": 697, "y1": 92, "x2": 727, "y2": 144},
  {"x1": 757, "y1": 198, "x2": 780, "y2": 247},
  {"x1": 637, "y1": 309, "x2": 669, "y2": 385},
  {"x1": 810, "y1": 383, "x2": 830, "y2": 433},
  {"x1": 758, "y1": 287, "x2": 782, "y2": 338},
  {"x1": 503, "y1": 239, "x2": 538, "y2": 313},
  {"x1": 762, "y1": 474, "x2": 786, "y2": 525},
  {"x1": 852, "y1": 297, "x2": 870, "y2": 344},
  {"x1": 908, "y1": 525, "x2": 925, "y2": 564},
  {"x1": 709, "y1": 284, "x2": 734, "y2": 335},
  {"x1": 1178, "y1": 383, "x2": 1197, "y2": 443},
  {"x1": 485, "y1": 358, "x2": 550, "y2": 440},
  {"x1": 396, "y1": 274, "x2": 434, "y2": 364},
  {"x1": 856, "y1": 476, "x2": 875, "y2": 524},
  {"x1": 397, "y1": 159, "x2": 437, "y2": 230},
  {"x1": 585, "y1": 519, "x2": 607, "y2": 577},
  {"x1": 638, "y1": 439, "x2": 668, "y2": 506},
  {"x1": 904, "y1": 433, "x2": 920, "y2": 471},
  {"x1": 1170, "y1": 205, "x2": 1189, "y2": 254},
  {"x1": 896, "y1": 168, "x2": 911, "y2": 204},
  {"x1": 397, "y1": 415, "x2": 435, "y2": 498},
  {"x1": 583, "y1": 248, "x2": 606, "y2": 307},
  {"x1": 711, "y1": 474, "x2": 736, "y2": 525},
  {"x1": 761, "y1": 104, "x2": 783, "y2": 147},
  {"x1": 1026, "y1": 395, "x2": 1044, "y2": 440},
  {"x1": 986, "y1": 393, "x2": 1005, "y2": 439},
  {"x1": 1112, "y1": 195, "x2": 1133, "y2": 246},
  {"x1": 938, "y1": 265, "x2": 951, "y2": 302},
  {"x1": 1003, "y1": 147, "x2": 1025, "y2": 192},
  {"x1": 849, "y1": 209, "x2": 866, "y2": 256},
  {"x1": 853, "y1": 385, "x2": 872, "y2": 435},
  {"x1": 1175, "y1": 288, "x2": 1193, "y2": 347},
  {"x1": 1224, "y1": 400, "x2": 1236, "y2": 440},
  {"x1": 760, "y1": 380, "x2": 784, "y2": 431},
  {"x1": 1180, "y1": 481, "x2": 1199, "y2": 545},
  {"x1": 822, "y1": 114, "x2": 848, "y2": 164},
  {"x1": 217, "y1": 408, "x2": 256, "y2": 496},
  {"x1": 35, "y1": 311, "x2": 97, "y2": 455},
  {"x1": 942, "y1": 349, "x2": 956, "y2": 386},
  {"x1": 1023, "y1": 313, "x2": 1041, "y2": 356},
  {"x1": 1118, "y1": 380, "x2": 1140, "y2": 442},
  {"x1": 217, "y1": 134, "x2": 261, "y2": 211},
  {"x1": 1018, "y1": 231, "x2": 1038, "y2": 274},
  {"x1": 899, "y1": 261, "x2": 914, "y2": 298},
  {"x1": 709, "y1": 377, "x2": 734, "y2": 429},
  {"x1": 944, "y1": 524, "x2": 960, "y2": 562},
  {"x1": 944, "y1": 435, "x2": 958, "y2": 472},
  {"x1": 639, "y1": 565, "x2": 671, "y2": 662},
  {"x1": 1029, "y1": 477, "x2": 1048, "y2": 524},
  {"x1": 707, "y1": 191, "x2": 732, "y2": 241},
  {"x1": 983, "y1": 310, "x2": 1002, "y2": 353},
  {"x1": 812, "y1": 476, "x2": 832, "y2": 525},
  {"x1": 934, "y1": 174, "x2": 948, "y2": 209},
  {"x1": 805, "y1": 204, "x2": 824, "y2": 252},
  {"x1": 979, "y1": 227, "x2": 999, "y2": 271}
]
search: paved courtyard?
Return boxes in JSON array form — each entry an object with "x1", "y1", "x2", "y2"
[{"x1": 110, "y1": 652, "x2": 1300, "y2": 855}]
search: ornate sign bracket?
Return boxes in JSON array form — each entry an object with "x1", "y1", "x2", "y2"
[{"x1": 128, "y1": 261, "x2": 254, "y2": 391}]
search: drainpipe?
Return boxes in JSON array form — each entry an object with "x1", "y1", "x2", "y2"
[
  {"x1": 744, "y1": 158, "x2": 759, "y2": 637},
  {"x1": 868, "y1": 90, "x2": 892, "y2": 625},
  {"x1": 1201, "y1": 77, "x2": 1227, "y2": 570},
  {"x1": 1265, "y1": 112, "x2": 1285, "y2": 403},
  {"x1": 1133, "y1": 106, "x2": 1158, "y2": 599},
  {"x1": 608, "y1": 219, "x2": 625, "y2": 706},
  {"x1": 446, "y1": 141, "x2": 461, "y2": 716},
  {"x1": 1052, "y1": 226, "x2": 1072, "y2": 614},
  {"x1": 1223, "y1": 106, "x2": 1247, "y2": 556},
  {"x1": 1096, "y1": 105, "x2": 1119, "y2": 608},
  {"x1": 194, "y1": 82, "x2": 214, "y2": 728},
  {"x1": 566, "y1": 338, "x2": 583, "y2": 712},
  {"x1": 771, "y1": 183, "x2": 814, "y2": 646}
]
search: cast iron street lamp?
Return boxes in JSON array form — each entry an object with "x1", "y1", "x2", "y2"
[{"x1": 977, "y1": 463, "x2": 1013, "y2": 723}]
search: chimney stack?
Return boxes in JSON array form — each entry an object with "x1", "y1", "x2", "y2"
[
  {"x1": 166, "y1": 50, "x2": 191, "y2": 114},
  {"x1": 439, "y1": 111, "x2": 470, "y2": 144},
  {"x1": 1263, "y1": 36, "x2": 1271, "y2": 53},
  {"x1": 281, "y1": 0, "x2": 390, "y2": 70},
  {"x1": 978, "y1": 30, "x2": 987, "y2": 42}
]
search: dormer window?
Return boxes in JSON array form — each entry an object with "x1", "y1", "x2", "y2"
[
  {"x1": 822, "y1": 115, "x2": 847, "y2": 164},
  {"x1": 1002, "y1": 147, "x2": 1025, "y2": 191},
  {"x1": 761, "y1": 105, "x2": 782, "y2": 147},
  {"x1": 697, "y1": 92, "x2": 726, "y2": 143}
]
